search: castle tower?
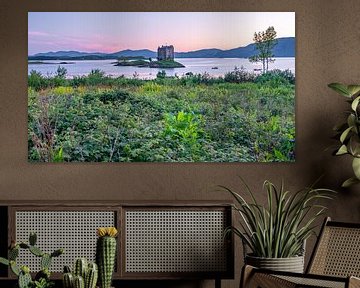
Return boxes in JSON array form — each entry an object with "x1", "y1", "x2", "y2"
[{"x1": 157, "y1": 45, "x2": 174, "y2": 61}]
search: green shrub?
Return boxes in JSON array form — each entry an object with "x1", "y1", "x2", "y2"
[
  {"x1": 255, "y1": 69, "x2": 295, "y2": 86},
  {"x1": 224, "y1": 66, "x2": 257, "y2": 83},
  {"x1": 98, "y1": 89, "x2": 130, "y2": 103},
  {"x1": 28, "y1": 70, "x2": 48, "y2": 91},
  {"x1": 156, "y1": 70, "x2": 167, "y2": 79}
]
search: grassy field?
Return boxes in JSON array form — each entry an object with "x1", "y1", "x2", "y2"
[{"x1": 28, "y1": 68, "x2": 295, "y2": 162}]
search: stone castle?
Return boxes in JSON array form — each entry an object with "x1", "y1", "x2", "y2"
[{"x1": 157, "y1": 45, "x2": 174, "y2": 61}]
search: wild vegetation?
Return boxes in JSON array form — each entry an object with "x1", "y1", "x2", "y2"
[{"x1": 28, "y1": 67, "x2": 295, "y2": 162}]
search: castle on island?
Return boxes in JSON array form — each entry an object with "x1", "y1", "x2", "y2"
[{"x1": 157, "y1": 45, "x2": 174, "y2": 61}]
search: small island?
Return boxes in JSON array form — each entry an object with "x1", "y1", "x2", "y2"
[
  {"x1": 114, "y1": 45, "x2": 185, "y2": 68},
  {"x1": 28, "y1": 61, "x2": 74, "y2": 65}
]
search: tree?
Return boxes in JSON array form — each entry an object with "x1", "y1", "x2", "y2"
[
  {"x1": 56, "y1": 66, "x2": 67, "y2": 78},
  {"x1": 249, "y1": 26, "x2": 278, "y2": 73}
]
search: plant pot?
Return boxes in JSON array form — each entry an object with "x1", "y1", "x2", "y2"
[{"x1": 245, "y1": 254, "x2": 304, "y2": 273}]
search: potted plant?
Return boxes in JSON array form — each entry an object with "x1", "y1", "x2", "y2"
[
  {"x1": 221, "y1": 179, "x2": 334, "y2": 273},
  {"x1": 0, "y1": 232, "x2": 63, "y2": 288},
  {"x1": 328, "y1": 83, "x2": 360, "y2": 187}
]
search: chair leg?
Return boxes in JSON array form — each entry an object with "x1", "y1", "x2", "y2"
[
  {"x1": 215, "y1": 278, "x2": 221, "y2": 288},
  {"x1": 240, "y1": 265, "x2": 255, "y2": 288}
]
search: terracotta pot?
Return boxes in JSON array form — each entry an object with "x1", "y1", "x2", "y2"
[{"x1": 245, "y1": 254, "x2": 304, "y2": 273}]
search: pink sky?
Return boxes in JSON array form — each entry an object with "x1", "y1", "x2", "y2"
[{"x1": 29, "y1": 12, "x2": 295, "y2": 55}]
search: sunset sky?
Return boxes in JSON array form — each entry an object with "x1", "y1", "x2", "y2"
[{"x1": 28, "y1": 12, "x2": 295, "y2": 55}]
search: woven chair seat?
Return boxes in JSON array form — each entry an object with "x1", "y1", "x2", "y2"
[
  {"x1": 277, "y1": 275, "x2": 346, "y2": 288},
  {"x1": 241, "y1": 218, "x2": 360, "y2": 288}
]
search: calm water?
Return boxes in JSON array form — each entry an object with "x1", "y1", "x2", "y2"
[{"x1": 28, "y1": 57, "x2": 295, "y2": 79}]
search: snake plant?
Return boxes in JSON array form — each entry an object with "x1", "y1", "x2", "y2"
[
  {"x1": 328, "y1": 83, "x2": 360, "y2": 187},
  {"x1": 221, "y1": 179, "x2": 334, "y2": 258}
]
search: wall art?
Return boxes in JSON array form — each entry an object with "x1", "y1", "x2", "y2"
[{"x1": 28, "y1": 12, "x2": 295, "y2": 162}]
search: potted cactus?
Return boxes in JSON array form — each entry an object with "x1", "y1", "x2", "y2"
[
  {"x1": 62, "y1": 258, "x2": 98, "y2": 288},
  {"x1": 96, "y1": 227, "x2": 118, "y2": 288},
  {"x1": 0, "y1": 232, "x2": 63, "y2": 288}
]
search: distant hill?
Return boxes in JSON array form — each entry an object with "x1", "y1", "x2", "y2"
[
  {"x1": 109, "y1": 49, "x2": 156, "y2": 58},
  {"x1": 175, "y1": 37, "x2": 295, "y2": 58},
  {"x1": 29, "y1": 37, "x2": 295, "y2": 60},
  {"x1": 33, "y1": 51, "x2": 106, "y2": 58}
]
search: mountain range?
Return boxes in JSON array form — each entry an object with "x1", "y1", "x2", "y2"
[{"x1": 29, "y1": 37, "x2": 295, "y2": 60}]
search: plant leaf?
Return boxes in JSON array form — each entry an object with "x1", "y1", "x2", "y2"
[
  {"x1": 328, "y1": 83, "x2": 351, "y2": 97},
  {"x1": 342, "y1": 177, "x2": 360, "y2": 188},
  {"x1": 348, "y1": 85, "x2": 360, "y2": 97},
  {"x1": 336, "y1": 145, "x2": 348, "y2": 155},
  {"x1": 351, "y1": 96, "x2": 360, "y2": 111},
  {"x1": 348, "y1": 135, "x2": 360, "y2": 156},
  {"x1": 352, "y1": 157, "x2": 360, "y2": 179},
  {"x1": 340, "y1": 127, "x2": 353, "y2": 143},
  {"x1": 347, "y1": 114, "x2": 356, "y2": 128}
]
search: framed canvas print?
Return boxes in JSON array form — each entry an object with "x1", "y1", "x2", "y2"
[{"x1": 28, "y1": 12, "x2": 295, "y2": 162}]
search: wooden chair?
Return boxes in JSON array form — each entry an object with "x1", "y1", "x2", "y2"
[{"x1": 241, "y1": 217, "x2": 360, "y2": 288}]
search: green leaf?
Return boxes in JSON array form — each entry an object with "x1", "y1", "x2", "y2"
[
  {"x1": 348, "y1": 135, "x2": 360, "y2": 156},
  {"x1": 342, "y1": 177, "x2": 360, "y2": 188},
  {"x1": 352, "y1": 157, "x2": 360, "y2": 179},
  {"x1": 348, "y1": 85, "x2": 360, "y2": 97},
  {"x1": 347, "y1": 114, "x2": 356, "y2": 128},
  {"x1": 328, "y1": 83, "x2": 351, "y2": 97},
  {"x1": 53, "y1": 147, "x2": 64, "y2": 163},
  {"x1": 336, "y1": 144, "x2": 348, "y2": 155},
  {"x1": 351, "y1": 96, "x2": 360, "y2": 111},
  {"x1": 340, "y1": 126, "x2": 353, "y2": 143}
]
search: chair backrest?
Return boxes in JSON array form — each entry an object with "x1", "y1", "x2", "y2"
[{"x1": 307, "y1": 217, "x2": 360, "y2": 277}]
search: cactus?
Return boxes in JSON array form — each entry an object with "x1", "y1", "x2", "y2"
[
  {"x1": 10, "y1": 260, "x2": 20, "y2": 276},
  {"x1": 41, "y1": 253, "x2": 52, "y2": 270},
  {"x1": 29, "y1": 245, "x2": 44, "y2": 257},
  {"x1": 0, "y1": 257, "x2": 9, "y2": 266},
  {"x1": 19, "y1": 270, "x2": 32, "y2": 288},
  {"x1": 0, "y1": 232, "x2": 64, "y2": 288},
  {"x1": 19, "y1": 243, "x2": 30, "y2": 249},
  {"x1": 74, "y1": 275, "x2": 85, "y2": 288},
  {"x1": 51, "y1": 248, "x2": 64, "y2": 257},
  {"x1": 74, "y1": 258, "x2": 87, "y2": 279},
  {"x1": 96, "y1": 227, "x2": 118, "y2": 288},
  {"x1": 63, "y1": 272, "x2": 74, "y2": 288},
  {"x1": 64, "y1": 265, "x2": 72, "y2": 273},
  {"x1": 63, "y1": 260, "x2": 98, "y2": 288},
  {"x1": 29, "y1": 232, "x2": 37, "y2": 246},
  {"x1": 85, "y1": 263, "x2": 98, "y2": 288},
  {"x1": 9, "y1": 246, "x2": 19, "y2": 260},
  {"x1": 35, "y1": 268, "x2": 50, "y2": 281}
]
